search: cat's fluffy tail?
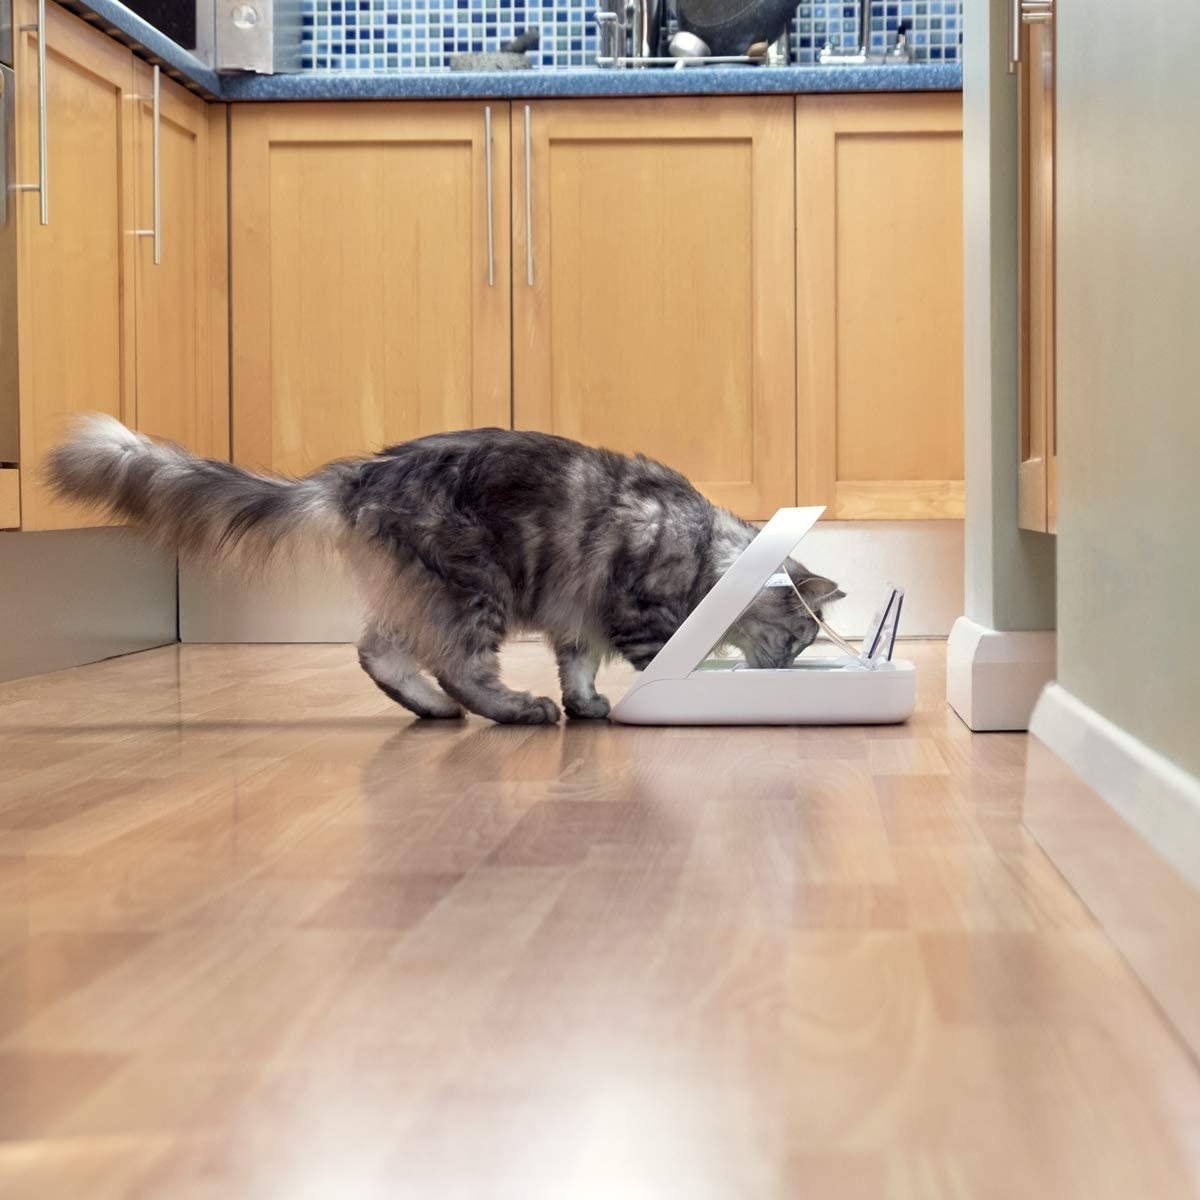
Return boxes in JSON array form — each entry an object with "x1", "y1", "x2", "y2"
[{"x1": 46, "y1": 414, "x2": 352, "y2": 565}]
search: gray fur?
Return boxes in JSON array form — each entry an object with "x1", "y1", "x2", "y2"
[{"x1": 47, "y1": 417, "x2": 843, "y2": 724}]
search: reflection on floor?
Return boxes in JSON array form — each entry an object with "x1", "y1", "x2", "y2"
[{"x1": 1, "y1": 641, "x2": 1198, "y2": 1198}]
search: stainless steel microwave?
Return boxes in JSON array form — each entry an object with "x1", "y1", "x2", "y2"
[
  {"x1": 200, "y1": 0, "x2": 305, "y2": 74},
  {"x1": 0, "y1": 0, "x2": 12, "y2": 69}
]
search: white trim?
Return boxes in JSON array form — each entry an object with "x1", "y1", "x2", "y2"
[
  {"x1": 179, "y1": 551, "x2": 363, "y2": 643},
  {"x1": 1030, "y1": 683, "x2": 1200, "y2": 890},
  {"x1": 181, "y1": 520, "x2": 964, "y2": 644},
  {"x1": 945, "y1": 616, "x2": 1056, "y2": 731},
  {"x1": 0, "y1": 530, "x2": 176, "y2": 682},
  {"x1": 801, "y1": 519, "x2": 962, "y2": 637}
]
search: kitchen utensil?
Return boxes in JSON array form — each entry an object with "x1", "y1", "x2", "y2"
[
  {"x1": 675, "y1": 0, "x2": 797, "y2": 57},
  {"x1": 639, "y1": 0, "x2": 664, "y2": 57},
  {"x1": 668, "y1": 29, "x2": 711, "y2": 58},
  {"x1": 595, "y1": 0, "x2": 662, "y2": 63},
  {"x1": 449, "y1": 29, "x2": 539, "y2": 71}
]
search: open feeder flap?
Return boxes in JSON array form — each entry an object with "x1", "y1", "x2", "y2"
[
  {"x1": 646, "y1": 504, "x2": 906, "y2": 674},
  {"x1": 765, "y1": 572, "x2": 904, "y2": 669},
  {"x1": 609, "y1": 508, "x2": 916, "y2": 725}
]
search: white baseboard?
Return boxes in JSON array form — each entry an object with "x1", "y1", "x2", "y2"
[
  {"x1": 0, "y1": 529, "x2": 176, "y2": 682},
  {"x1": 1031, "y1": 683, "x2": 1200, "y2": 889},
  {"x1": 946, "y1": 616, "x2": 1056, "y2": 731},
  {"x1": 179, "y1": 550, "x2": 363, "y2": 643},
  {"x1": 180, "y1": 520, "x2": 963, "y2": 644},
  {"x1": 800, "y1": 519, "x2": 963, "y2": 637}
]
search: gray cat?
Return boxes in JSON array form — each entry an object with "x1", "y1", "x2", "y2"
[{"x1": 47, "y1": 417, "x2": 843, "y2": 724}]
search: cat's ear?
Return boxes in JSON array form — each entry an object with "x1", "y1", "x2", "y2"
[{"x1": 798, "y1": 575, "x2": 845, "y2": 605}]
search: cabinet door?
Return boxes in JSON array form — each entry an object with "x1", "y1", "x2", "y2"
[
  {"x1": 0, "y1": 68, "x2": 17, "y2": 467},
  {"x1": 230, "y1": 102, "x2": 511, "y2": 475},
  {"x1": 797, "y1": 94, "x2": 964, "y2": 520},
  {"x1": 15, "y1": 0, "x2": 135, "y2": 530},
  {"x1": 133, "y1": 63, "x2": 229, "y2": 460},
  {"x1": 0, "y1": 469, "x2": 18, "y2": 530},
  {"x1": 512, "y1": 98, "x2": 796, "y2": 521},
  {"x1": 1018, "y1": 11, "x2": 1056, "y2": 533}
]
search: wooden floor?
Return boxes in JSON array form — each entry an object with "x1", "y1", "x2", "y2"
[{"x1": 1, "y1": 641, "x2": 1199, "y2": 1199}]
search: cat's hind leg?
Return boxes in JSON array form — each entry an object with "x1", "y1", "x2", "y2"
[
  {"x1": 358, "y1": 627, "x2": 464, "y2": 719},
  {"x1": 385, "y1": 563, "x2": 558, "y2": 725},
  {"x1": 432, "y1": 645, "x2": 560, "y2": 725},
  {"x1": 553, "y1": 639, "x2": 610, "y2": 719}
]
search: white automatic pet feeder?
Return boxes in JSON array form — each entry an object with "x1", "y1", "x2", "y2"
[{"x1": 610, "y1": 506, "x2": 916, "y2": 725}]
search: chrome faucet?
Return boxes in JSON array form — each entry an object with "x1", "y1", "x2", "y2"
[
  {"x1": 595, "y1": 8, "x2": 624, "y2": 61},
  {"x1": 890, "y1": 19, "x2": 912, "y2": 61},
  {"x1": 858, "y1": 0, "x2": 872, "y2": 55}
]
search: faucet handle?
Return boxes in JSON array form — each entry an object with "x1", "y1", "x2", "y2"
[{"x1": 595, "y1": 8, "x2": 621, "y2": 62}]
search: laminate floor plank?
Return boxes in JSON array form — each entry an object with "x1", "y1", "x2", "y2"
[{"x1": 0, "y1": 641, "x2": 1196, "y2": 1198}]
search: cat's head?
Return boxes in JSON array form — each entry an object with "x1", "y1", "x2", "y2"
[{"x1": 725, "y1": 565, "x2": 845, "y2": 669}]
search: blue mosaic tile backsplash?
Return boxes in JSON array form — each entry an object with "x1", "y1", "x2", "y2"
[{"x1": 301, "y1": 0, "x2": 963, "y2": 70}]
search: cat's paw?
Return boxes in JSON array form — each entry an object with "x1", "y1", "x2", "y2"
[
  {"x1": 508, "y1": 696, "x2": 562, "y2": 725},
  {"x1": 564, "y1": 693, "x2": 611, "y2": 720}
]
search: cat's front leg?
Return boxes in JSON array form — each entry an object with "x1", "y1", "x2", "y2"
[
  {"x1": 605, "y1": 621, "x2": 669, "y2": 672},
  {"x1": 604, "y1": 596, "x2": 681, "y2": 673},
  {"x1": 553, "y1": 639, "x2": 609, "y2": 720}
]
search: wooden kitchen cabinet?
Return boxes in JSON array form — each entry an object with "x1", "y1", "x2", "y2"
[
  {"x1": 796, "y1": 93, "x2": 964, "y2": 519},
  {"x1": 14, "y1": 0, "x2": 135, "y2": 531},
  {"x1": 132, "y1": 62, "x2": 230, "y2": 460},
  {"x1": 1017, "y1": 8, "x2": 1057, "y2": 533},
  {"x1": 229, "y1": 102, "x2": 510, "y2": 476},
  {"x1": 512, "y1": 97, "x2": 796, "y2": 521},
  {"x1": 10, "y1": 2, "x2": 228, "y2": 531},
  {"x1": 0, "y1": 471, "x2": 18, "y2": 530}
]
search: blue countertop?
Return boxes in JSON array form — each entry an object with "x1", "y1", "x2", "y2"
[
  {"x1": 65, "y1": 0, "x2": 961, "y2": 103},
  {"x1": 221, "y1": 62, "x2": 960, "y2": 102}
]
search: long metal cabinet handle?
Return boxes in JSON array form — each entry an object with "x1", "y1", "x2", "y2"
[
  {"x1": 484, "y1": 105, "x2": 494, "y2": 287},
  {"x1": 14, "y1": 0, "x2": 48, "y2": 223},
  {"x1": 0, "y1": 75, "x2": 6, "y2": 225},
  {"x1": 524, "y1": 104, "x2": 533, "y2": 287},
  {"x1": 134, "y1": 65, "x2": 161, "y2": 264},
  {"x1": 1012, "y1": 0, "x2": 1052, "y2": 69},
  {"x1": 151, "y1": 64, "x2": 160, "y2": 264},
  {"x1": 35, "y1": 0, "x2": 46, "y2": 224}
]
